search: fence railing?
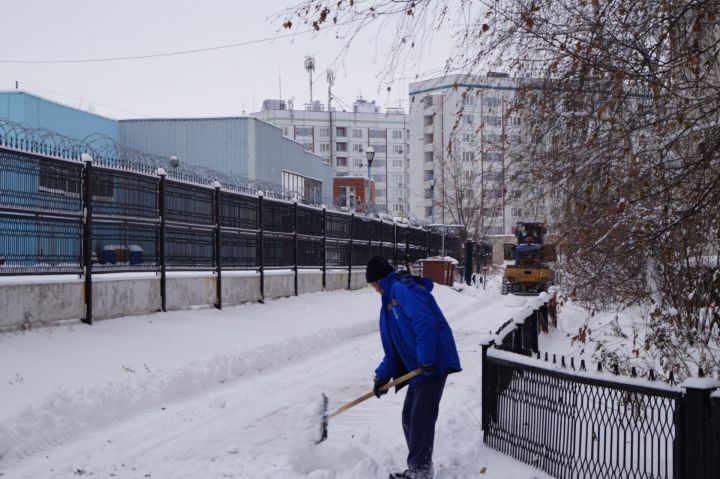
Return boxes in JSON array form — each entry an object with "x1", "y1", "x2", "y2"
[
  {"x1": 480, "y1": 294, "x2": 720, "y2": 479},
  {"x1": 0, "y1": 146, "x2": 466, "y2": 322}
]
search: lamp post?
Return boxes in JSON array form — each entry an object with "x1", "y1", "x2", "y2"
[
  {"x1": 429, "y1": 177, "x2": 436, "y2": 224},
  {"x1": 365, "y1": 145, "x2": 375, "y2": 214}
]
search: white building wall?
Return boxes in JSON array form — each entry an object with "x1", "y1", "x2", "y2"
[{"x1": 407, "y1": 74, "x2": 533, "y2": 236}]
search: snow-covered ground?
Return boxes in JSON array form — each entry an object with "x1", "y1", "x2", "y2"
[{"x1": 0, "y1": 276, "x2": 549, "y2": 478}]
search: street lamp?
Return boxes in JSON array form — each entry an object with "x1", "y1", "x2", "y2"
[
  {"x1": 429, "y1": 177, "x2": 436, "y2": 224},
  {"x1": 365, "y1": 146, "x2": 375, "y2": 213}
]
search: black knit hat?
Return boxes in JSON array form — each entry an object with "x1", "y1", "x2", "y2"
[{"x1": 366, "y1": 256, "x2": 395, "y2": 283}]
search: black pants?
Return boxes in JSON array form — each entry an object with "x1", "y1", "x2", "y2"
[{"x1": 401, "y1": 375, "x2": 447, "y2": 475}]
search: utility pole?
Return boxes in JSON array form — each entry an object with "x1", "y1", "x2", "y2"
[{"x1": 327, "y1": 69, "x2": 335, "y2": 166}]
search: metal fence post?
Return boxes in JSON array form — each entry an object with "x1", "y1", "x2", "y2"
[
  {"x1": 348, "y1": 213, "x2": 354, "y2": 290},
  {"x1": 293, "y1": 199, "x2": 298, "y2": 296},
  {"x1": 258, "y1": 191, "x2": 264, "y2": 303},
  {"x1": 213, "y1": 181, "x2": 222, "y2": 310},
  {"x1": 710, "y1": 393, "x2": 720, "y2": 479},
  {"x1": 464, "y1": 240, "x2": 473, "y2": 286},
  {"x1": 480, "y1": 338, "x2": 497, "y2": 431},
  {"x1": 393, "y1": 223, "x2": 398, "y2": 266},
  {"x1": 81, "y1": 153, "x2": 93, "y2": 325},
  {"x1": 513, "y1": 322, "x2": 523, "y2": 354},
  {"x1": 405, "y1": 228, "x2": 410, "y2": 270},
  {"x1": 322, "y1": 206, "x2": 327, "y2": 290},
  {"x1": 368, "y1": 218, "x2": 372, "y2": 262},
  {"x1": 681, "y1": 379, "x2": 720, "y2": 478},
  {"x1": 427, "y1": 229, "x2": 431, "y2": 257},
  {"x1": 158, "y1": 169, "x2": 167, "y2": 312}
]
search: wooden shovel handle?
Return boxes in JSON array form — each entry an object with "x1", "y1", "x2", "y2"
[{"x1": 330, "y1": 368, "x2": 423, "y2": 418}]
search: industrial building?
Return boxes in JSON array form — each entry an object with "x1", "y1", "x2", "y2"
[
  {"x1": 407, "y1": 73, "x2": 542, "y2": 236},
  {"x1": 0, "y1": 91, "x2": 118, "y2": 141},
  {"x1": 118, "y1": 117, "x2": 334, "y2": 204},
  {"x1": 253, "y1": 96, "x2": 409, "y2": 217}
]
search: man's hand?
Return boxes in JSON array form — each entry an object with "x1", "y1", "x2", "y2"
[
  {"x1": 373, "y1": 377, "x2": 389, "y2": 398},
  {"x1": 420, "y1": 364, "x2": 436, "y2": 376}
]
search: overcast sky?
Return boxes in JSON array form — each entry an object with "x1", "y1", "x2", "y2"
[{"x1": 0, "y1": 0, "x2": 456, "y2": 120}]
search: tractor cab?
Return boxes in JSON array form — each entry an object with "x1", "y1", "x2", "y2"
[{"x1": 515, "y1": 243, "x2": 542, "y2": 267}]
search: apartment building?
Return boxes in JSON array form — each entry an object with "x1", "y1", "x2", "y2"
[
  {"x1": 253, "y1": 97, "x2": 409, "y2": 216},
  {"x1": 407, "y1": 73, "x2": 540, "y2": 236}
]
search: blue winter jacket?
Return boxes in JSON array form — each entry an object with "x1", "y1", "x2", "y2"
[{"x1": 374, "y1": 271, "x2": 462, "y2": 386}]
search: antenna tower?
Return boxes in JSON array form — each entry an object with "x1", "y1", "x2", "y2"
[{"x1": 304, "y1": 55, "x2": 316, "y2": 103}]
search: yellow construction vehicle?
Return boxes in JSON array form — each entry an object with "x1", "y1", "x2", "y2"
[{"x1": 502, "y1": 222, "x2": 554, "y2": 295}]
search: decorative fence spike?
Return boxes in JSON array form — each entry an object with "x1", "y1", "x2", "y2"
[
  {"x1": 631, "y1": 367, "x2": 637, "y2": 378},
  {"x1": 649, "y1": 370, "x2": 655, "y2": 381},
  {"x1": 613, "y1": 364, "x2": 619, "y2": 375},
  {"x1": 570, "y1": 357, "x2": 575, "y2": 370},
  {"x1": 580, "y1": 359, "x2": 586, "y2": 371}
]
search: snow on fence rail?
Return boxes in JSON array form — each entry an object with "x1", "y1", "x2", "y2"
[{"x1": 480, "y1": 294, "x2": 720, "y2": 479}]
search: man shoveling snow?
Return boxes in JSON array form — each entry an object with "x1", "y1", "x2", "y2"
[{"x1": 366, "y1": 256, "x2": 462, "y2": 479}]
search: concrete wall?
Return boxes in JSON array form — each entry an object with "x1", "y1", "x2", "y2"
[{"x1": 0, "y1": 270, "x2": 369, "y2": 330}]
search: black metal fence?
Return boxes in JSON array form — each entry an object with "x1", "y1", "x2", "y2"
[
  {"x1": 481, "y1": 296, "x2": 720, "y2": 479},
  {"x1": 0, "y1": 146, "x2": 465, "y2": 321}
]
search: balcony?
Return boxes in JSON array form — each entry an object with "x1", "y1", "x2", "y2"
[
  {"x1": 423, "y1": 143, "x2": 435, "y2": 153},
  {"x1": 423, "y1": 124, "x2": 434, "y2": 135}
]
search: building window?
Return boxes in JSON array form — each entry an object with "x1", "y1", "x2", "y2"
[
  {"x1": 352, "y1": 128, "x2": 363, "y2": 138},
  {"x1": 319, "y1": 143, "x2": 330, "y2": 152},
  {"x1": 282, "y1": 127, "x2": 290, "y2": 136},
  {"x1": 511, "y1": 116, "x2": 522, "y2": 126},
  {"x1": 295, "y1": 127, "x2": 313, "y2": 137},
  {"x1": 391, "y1": 173, "x2": 404, "y2": 185},
  {"x1": 484, "y1": 115, "x2": 500, "y2": 126},
  {"x1": 462, "y1": 133, "x2": 471, "y2": 143},
  {"x1": 392, "y1": 130, "x2": 403, "y2": 139},
  {"x1": 336, "y1": 157, "x2": 348, "y2": 167},
  {"x1": 393, "y1": 203, "x2": 403, "y2": 212},
  {"x1": 392, "y1": 145, "x2": 404, "y2": 154},
  {"x1": 319, "y1": 128, "x2": 330, "y2": 137},
  {"x1": 352, "y1": 144, "x2": 364, "y2": 152},
  {"x1": 462, "y1": 151, "x2": 475, "y2": 163},
  {"x1": 484, "y1": 97, "x2": 501, "y2": 108},
  {"x1": 422, "y1": 96, "x2": 433, "y2": 108},
  {"x1": 392, "y1": 188, "x2": 404, "y2": 199},
  {"x1": 424, "y1": 171, "x2": 434, "y2": 181},
  {"x1": 372, "y1": 174, "x2": 386, "y2": 182},
  {"x1": 303, "y1": 143, "x2": 313, "y2": 151},
  {"x1": 352, "y1": 158, "x2": 364, "y2": 167},
  {"x1": 336, "y1": 142, "x2": 348, "y2": 152},
  {"x1": 485, "y1": 152, "x2": 502, "y2": 163},
  {"x1": 392, "y1": 159, "x2": 403, "y2": 168},
  {"x1": 371, "y1": 144, "x2": 387, "y2": 153},
  {"x1": 463, "y1": 94, "x2": 474, "y2": 106},
  {"x1": 336, "y1": 127, "x2": 347, "y2": 137},
  {"x1": 339, "y1": 186, "x2": 356, "y2": 209},
  {"x1": 369, "y1": 129, "x2": 385, "y2": 139},
  {"x1": 463, "y1": 115, "x2": 474, "y2": 125},
  {"x1": 425, "y1": 207, "x2": 433, "y2": 217}
]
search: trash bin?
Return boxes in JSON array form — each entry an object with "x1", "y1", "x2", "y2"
[
  {"x1": 129, "y1": 245, "x2": 144, "y2": 266},
  {"x1": 419, "y1": 258, "x2": 456, "y2": 286},
  {"x1": 102, "y1": 245, "x2": 117, "y2": 265}
]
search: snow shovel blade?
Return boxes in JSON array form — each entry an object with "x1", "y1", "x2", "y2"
[
  {"x1": 316, "y1": 393, "x2": 329, "y2": 444},
  {"x1": 315, "y1": 368, "x2": 422, "y2": 444}
]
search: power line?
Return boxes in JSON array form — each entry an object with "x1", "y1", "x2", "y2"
[{"x1": 0, "y1": 29, "x2": 318, "y2": 64}]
